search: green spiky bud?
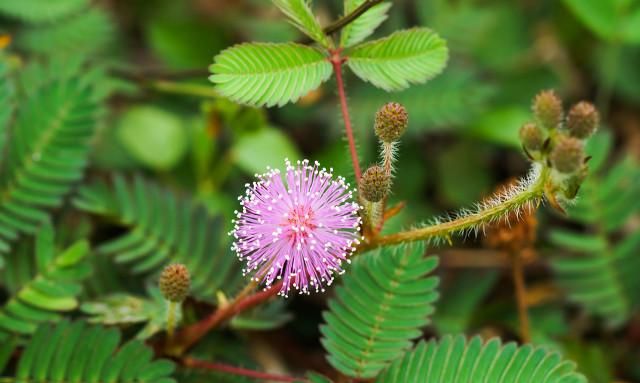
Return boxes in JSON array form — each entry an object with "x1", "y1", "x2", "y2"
[
  {"x1": 159, "y1": 263, "x2": 190, "y2": 302},
  {"x1": 533, "y1": 90, "x2": 563, "y2": 130},
  {"x1": 519, "y1": 122, "x2": 544, "y2": 151},
  {"x1": 567, "y1": 101, "x2": 599, "y2": 139},
  {"x1": 374, "y1": 102, "x2": 408, "y2": 143},
  {"x1": 550, "y1": 135, "x2": 584, "y2": 174},
  {"x1": 359, "y1": 165, "x2": 390, "y2": 202}
]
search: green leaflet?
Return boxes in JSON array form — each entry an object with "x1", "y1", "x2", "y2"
[
  {"x1": 0, "y1": 62, "x2": 102, "y2": 256},
  {"x1": 73, "y1": 174, "x2": 243, "y2": 300},
  {"x1": 209, "y1": 42, "x2": 332, "y2": 107},
  {"x1": 272, "y1": 0, "x2": 330, "y2": 47},
  {"x1": 346, "y1": 27, "x2": 449, "y2": 91},
  {"x1": 0, "y1": 224, "x2": 91, "y2": 339},
  {"x1": 320, "y1": 243, "x2": 439, "y2": 379},
  {"x1": 0, "y1": 0, "x2": 88, "y2": 23},
  {"x1": 0, "y1": 321, "x2": 176, "y2": 383},
  {"x1": 377, "y1": 335, "x2": 587, "y2": 383},
  {"x1": 340, "y1": 0, "x2": 391, "y2": 48}
]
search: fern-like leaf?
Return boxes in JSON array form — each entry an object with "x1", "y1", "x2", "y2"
[
  {"x1": 340, "y1": 0, "x2": 391, "y2": 48},
  {"x1": 209, "y1": 42, "x2": 332, "y2": 107},
  {"x1": 272, "y1": 0, "x2": 330, "y2": 47},
  {"x1": 0, "y1": 62, "x2": 14, "y2": 173},
  {"x1": 346, "y1": 27, "x2": 448, "y2": 91},
  {"x1": 0, "y1": 0, "x2": 88, "y2": 23},
  {"x1": 16, "y1": 7, "x2": 115, "y2": 57},
  {"x1": 377, "y1": 335, "x2": 587, "y2": 382},
  {"x1": 0, "y1": 320, "x2": 176, "y2": 383},
  {"x1": 0, "y1": 63, "x2": 102, "y2": 255},
  {"x1": 550, "y1": 133, "x2": 640, "y2": 328},
  {"x1": 73, "y1": 174, "x2": 242, "y2": 300},
  {"x1": 82, "y1": 287, "x2": 174, "y2": 340},
  {"x1": 0, "y1": 224, "x2": 91, "y2": 340},
  {"x1": 320, "y1": 243, "x2": 439, "y2": 378}
]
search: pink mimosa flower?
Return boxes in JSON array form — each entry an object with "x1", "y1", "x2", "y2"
[{"x1": 231, "y1": 159, "x2": 362, "y2": 297}]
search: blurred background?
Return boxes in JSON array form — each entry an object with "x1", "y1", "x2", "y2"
[{"x1": 1, "y1": 0, "x2": 640, "y2": 382}]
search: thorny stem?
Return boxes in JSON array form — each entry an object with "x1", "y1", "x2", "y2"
[
  {"x1": 183, "y1": 357, "x2": 306, "y2": 383},
  {"x1": 331, "y1": 52, "x2": 362, "y2": 181},
  {"x1": 169, "y1": 280, "x2": 283, "y2": 355},
  {"x1": 359, "y1": 167, "x2": 551, "y2": 252},
  {"x1": 511, "y1": 250, "x2": 531, "y2": 343}
]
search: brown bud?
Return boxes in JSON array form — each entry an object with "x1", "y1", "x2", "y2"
[
  {"x1": 359, "y1": 166, "x2": 390, "y2": 202},
  {"x1": 550, "y1": 135, "x2": 584, "y2": 174},
  {"x1": 374, "y1": 102, "x2": 408, "y2": 143},
  {"x1": 567, "y1": 102, "x2": 599, "y2": 139},
  {"x1": 159, "y1": 264, "x2": 190, "y2": 302},
  {"x1": 519, "y1": 122, "x2": 544, "y2": 151},
  {"x1": 533, "y1": 90, "x2": 563, "y2": 130}
]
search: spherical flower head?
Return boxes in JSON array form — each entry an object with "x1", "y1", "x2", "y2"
[
  {"x1": 533, "y1": 90, "x2": 563, "y2": 130},
  {"x1": 519, "y1": 122, "x2": 544, "y2": 151},
  {"x1": 550, "y1": 135, "x2": 584, "y2": 174},
  {"x1": 159, "y1": 264, "x2": 190, "y2": 302},
  {"x1": 374, "y1": 102, "x2": 408, "y2": 143},
  {"x1": 231, "y1": 159, "x2": 362, "y2": 297},
  {"x1": 567, "y1": 101, "x2": 599, "y2": 139},
  {"x1": 359, "y1": 165, "x2": 390, "y2": 202}
]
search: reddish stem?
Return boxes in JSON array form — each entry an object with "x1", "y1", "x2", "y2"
[
  {"x1": 170, "y1": 281, "x2": 283, "y2": 354},
  {"x1": 330, "y1": 52, "x2": 362, "y2": 181},
  {"x1": 183, "y1": 357, "x2": 306, "y2": 382}
]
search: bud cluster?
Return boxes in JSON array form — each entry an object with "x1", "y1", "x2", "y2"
[{"x1": 520, "y1": 90, "x2": 600, "y2": 203}]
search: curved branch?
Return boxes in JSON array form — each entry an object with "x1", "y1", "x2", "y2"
[
  {"x1": 359, "y1": 167, "x2": 550, "y2": 252},
  {"x1": 323, "y1": 0, "x2": 387, "y2": 36},
  {"x1": 169, "y1": 281, "x2": 283, "y2": 355},
  {"x1": 183, "y1": 357, "x2": 306, "y2": 383}
]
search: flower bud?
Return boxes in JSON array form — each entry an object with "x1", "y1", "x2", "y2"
[
  {"x1": 533, "y1": 90, "x2": 562, "y2": 130},
  {"x1": 550, "y1": 135, "x2": 584, "y2": 174},
  {"x1": 159, "y1": 263, "x2": 190, "y2": 302},
  {"x1": 519, "y1": 122, "x2": 544, "y2": 151},
  {"x1": 359, "y1": 165, "x2": 390, "y2": 202},
  {"x1": 567, "y1": 101, "x2": 598, "y2": 139},
  {"x1": 374, "y1": 102, "x2": 408, "y2": 143}
]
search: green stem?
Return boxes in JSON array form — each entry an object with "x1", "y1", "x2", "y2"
[
  {"x1": 167, "y1": 301, "x2": 177, "y2": 340},
  {"x1": 150, "y1": 80, "x2": 218, "y2": 99},
  {"x1": 360, "y1": 167, "x2": 550, "y2": 251}
]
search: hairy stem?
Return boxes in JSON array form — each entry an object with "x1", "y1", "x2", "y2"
[
  {"x1": 331, "y1": 55, "x2": 362, "y2": 181},
  {"x1": 511, "y1": 250, "x2": 531, "y2": 343},
  {"x1": 376, "y1": 141, "x2": 396, "y2": 232},
  {"x1": 183, "y1": 357, "x2": 305, "y2": 382},
  {"x1": 323, "y1": 0, "x2": 387, "y2": 36},
  {"x1": 360, "y1": 167, "x2": 550, "y2": 252},
  {"x1": 169, "y1": 280, "x2": 282, "y2": 355}
]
